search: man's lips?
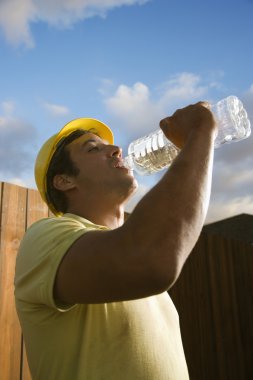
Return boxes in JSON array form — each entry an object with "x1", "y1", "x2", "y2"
[
  {"x1": 111, "y1": 157, "x2": 134, "y2": 175},
  {"x1": 113, "y1": 158, "x2": 127, "y2": 169}
]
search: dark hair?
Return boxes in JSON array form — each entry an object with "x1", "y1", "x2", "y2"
[{"x1": 46, "y1": 129, "x2": 88, "y2": 214}]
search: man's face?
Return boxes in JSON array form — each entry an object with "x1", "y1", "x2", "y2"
[{"x1": 66, "y1": 133, "x2": 138, "y2": 200}]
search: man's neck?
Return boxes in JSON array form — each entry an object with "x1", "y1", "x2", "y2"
[{"x1": 67, "y1": 202, "x2": 125, "y2": 229}]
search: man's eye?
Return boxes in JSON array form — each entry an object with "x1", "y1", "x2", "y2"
[{"x1": 88, "y1": 146, "x2": 99, "y2": 152}]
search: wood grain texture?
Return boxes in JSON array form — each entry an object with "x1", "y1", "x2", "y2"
[
  {"x1": 21, "y1": 187, "x2": 50, "y2": 380},
  {"x1": 169, "y1": 230, "x2": 253, "y2": 380},
  {"x1": 0, "y1": 182, "x2": 27, "y2": 380}
]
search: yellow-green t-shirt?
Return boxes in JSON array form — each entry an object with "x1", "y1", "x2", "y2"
[{"x1": 15, "y1": 213, "x2": 189, "y2": 380}]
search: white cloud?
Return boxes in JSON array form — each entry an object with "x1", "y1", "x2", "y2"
[
  {"x1": 105, "y1": 82, "x2": 161, "y2": 133},
  {"x1": 0, "y1": 0, "x2": 36, "y2": 48},
  {"x1": 0, "y1": 103, "x2": 37, "y2": 178},
  {"x1": 213, "y1": 164, "x2": 253, "y2": 196},
  {"x1": 206, "y1": 196, "x2": 253, "y2": 224},
  {"x1": 158, "y1": 72, "x2": 207, "y2": 109},
  {"x1": 42, "y1": 101, "x2": 70, "y2": 117},
  {"x1": 0, "y1": 0, "x2": 149, "y2": 48},
  {"x1": 104, "y1": 72, "x2": 210, "y2": 136}
]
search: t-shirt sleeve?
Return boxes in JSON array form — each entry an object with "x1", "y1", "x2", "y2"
[{"x1": 15, "y1": 216, "x2": 96, "y2": 312}]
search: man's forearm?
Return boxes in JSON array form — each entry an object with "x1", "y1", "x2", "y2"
[{"x1": 122, "y1": 126, "x2": 216, "y2": 288}]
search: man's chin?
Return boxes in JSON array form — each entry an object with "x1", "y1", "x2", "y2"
[
  {"x1": 126, "y1": 177, "x2": 139, "y2": 200},
  {"x1": 132, "y1": 178, "x2": 139, "y2": 193}
]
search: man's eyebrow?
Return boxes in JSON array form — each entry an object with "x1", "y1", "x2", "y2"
[
  {"x1": 81, "y1": 138, "x2": 100, "y2": 148},
  {"x1": 81, "y1": 137, "x2": 108, "y2": 148}
]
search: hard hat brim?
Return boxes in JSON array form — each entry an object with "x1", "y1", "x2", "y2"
[{"x1": 57, "y1": 118, "x2": 114, "y2": 146}]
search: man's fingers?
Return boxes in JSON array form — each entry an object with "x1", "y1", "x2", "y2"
[
  {"x1": 159, "y1": 116, "x2": 173, "y2": 131},
  {"x1": 196, "y1": 101, "x2": 211, "y2": 110}
]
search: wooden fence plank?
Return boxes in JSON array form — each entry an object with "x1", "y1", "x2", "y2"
[
  {"x1": 26, "y1": 187, "x2": 50, "y2": 227},
  {"x1": 21, "y1": 187, "x2": 49, "y2": 380},
  {"x1": 0, "y1": 182, "x2": 27, "y2": 380},
  {"x1": 206, "y1": 236, "x2": 246, "y2": 380}
]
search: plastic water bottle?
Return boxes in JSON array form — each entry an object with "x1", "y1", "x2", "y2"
[{"x1": 122, "y1": 96, "x2": 251, "y2": 175}]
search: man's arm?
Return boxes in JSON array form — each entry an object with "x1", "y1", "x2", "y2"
[{"x1": 54, "y1": 102, "x2": 217, "y2": 304}]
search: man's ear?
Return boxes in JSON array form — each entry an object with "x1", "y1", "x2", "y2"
[{"x1": 53, "y1": 174, "x2": 76, "y2": 191}]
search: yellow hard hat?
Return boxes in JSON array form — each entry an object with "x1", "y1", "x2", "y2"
[{"x1": 35, "y1": 117, "x2": 114, "y2": 216}]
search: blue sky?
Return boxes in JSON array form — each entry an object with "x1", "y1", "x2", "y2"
[{"x1": 0, "y1": 0, "x2": 252, "y2": 222}]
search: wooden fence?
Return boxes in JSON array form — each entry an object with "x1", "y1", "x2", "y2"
[
  {"x1": 0, "y1": 181, "x2": 252, "y2": 379},
  {"x1": 0, "y1": 182, "x2": 50, "y2": 380}
]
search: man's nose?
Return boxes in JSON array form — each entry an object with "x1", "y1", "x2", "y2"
[{"x1": 106, "y1": 144, "x2": 122, "y2": 158}]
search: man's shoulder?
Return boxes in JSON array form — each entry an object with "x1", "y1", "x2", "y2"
[
  {"x1": 17, "y1": 214, "x2": 95, "y2": 269},
  {"x1": 21, "y1": 213, "x2": 108, "y2": 248},
  {"x1": 26, "y1": 213, "x2": 91, "y2": 233},
  {"x1": 19, "y1": 214, "x2": 84, "y2": 250}
]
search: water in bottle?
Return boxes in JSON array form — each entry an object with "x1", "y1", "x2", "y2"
[{"x1": 122, "y1": 96, "x2": 251, "y2": 175}]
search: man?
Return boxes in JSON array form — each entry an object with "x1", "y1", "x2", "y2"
[{"x1": 15, "y1": 102, "x2": 217, "y2": 379}]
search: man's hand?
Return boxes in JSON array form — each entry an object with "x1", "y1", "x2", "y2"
[{"x1": 159, "y1": 101, "x2": 217, "y2": 149}]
